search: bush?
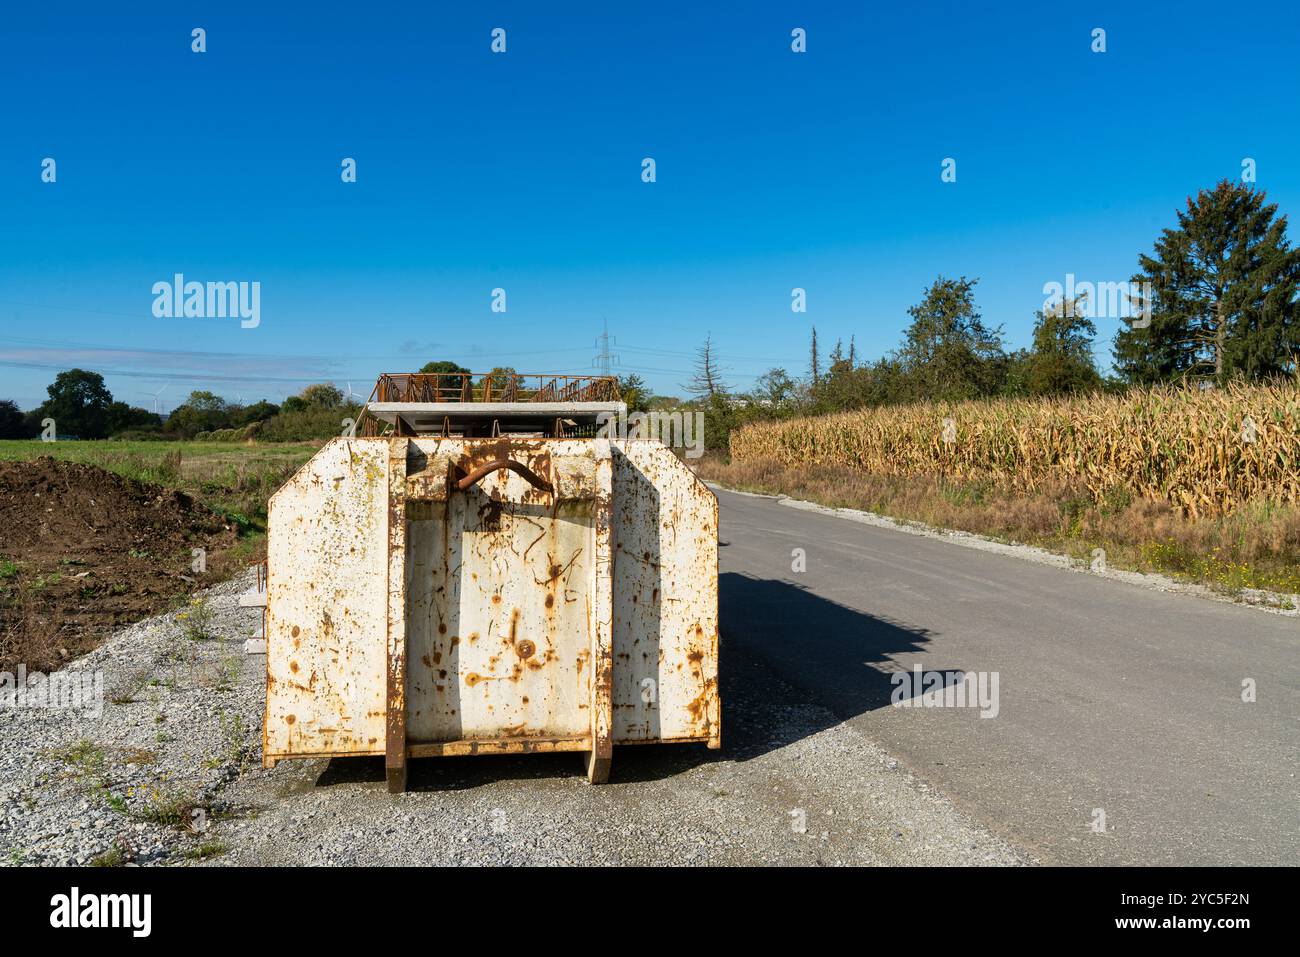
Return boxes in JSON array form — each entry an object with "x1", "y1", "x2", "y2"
[
  {"x1": 111, "y1": 430, "x2": 178, "y2": 442},
  {"x1": 255, "y1": 406, "x2": 358, "y2": 442}
]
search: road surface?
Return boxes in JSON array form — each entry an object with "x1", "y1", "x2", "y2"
[{"x1": 715, "y1": 487, "x2": 1300, "y2": 865}]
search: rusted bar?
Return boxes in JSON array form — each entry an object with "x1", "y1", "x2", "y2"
[
  {"x1": 585, "y1": 440, "x2": 615, "y2": 783},
  {"x1": 454, "y1": 458, "x2": 554, "y2": 494},
  {"x1": 409, "y1": 736, "x2": 590, "y2": 758},
  {"x1": 385, "y1": 438, "x2": 409, "y2": 793}
]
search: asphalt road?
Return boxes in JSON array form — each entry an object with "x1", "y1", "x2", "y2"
[{"x1": 715, "y1": 487, "x2": 1300, "y2": 865}]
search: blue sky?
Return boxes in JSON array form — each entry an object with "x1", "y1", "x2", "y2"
[{"x1": 2, "y1": 1, "x2": 1298, "y2": 411}]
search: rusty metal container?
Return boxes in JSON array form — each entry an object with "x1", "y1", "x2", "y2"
[{"x1": 261, "y1": 373, "x2": 719, "y2": 790}]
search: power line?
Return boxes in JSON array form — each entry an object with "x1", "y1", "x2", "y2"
[
  {"x1": 614, "y1": 362, "x2": 763, "y2": 381},
  {"x1": 619, "y1": 343, "x2": 792, "y2": 365}
]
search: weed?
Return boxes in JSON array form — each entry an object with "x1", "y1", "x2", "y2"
[
  {"x1": 90, "y1": 842, "x2": 129, "y2": 867},
  {"x1": 52, "y1": 739, "x2": 107, "y2": 776},
  {"x1": 215, "y1": 654, "x2": 241, "y2": 692},
  {"x1": 121, "y1": 747, "x2": 158, "y2": 766},
  {"x1": 203, "y1": 710, "x2": 253, "y2": 773},
  {"x1": 184, "y1": 840, "x2": 227, "y2": 861},
  {"x1": 175, "y1": 597, "x2": 215, "y2": 642},
  {"x1": 131, "y1": 779, "x2": 211, "y2": 831},
  {"x1": 109, "y1": 666, "x2": 153, "y2": 705}
]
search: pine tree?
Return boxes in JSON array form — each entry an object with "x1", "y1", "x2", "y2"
[
  {"x1": 1114, "y1": 180, "x2": 1300, "y2": 384},
  {"x1": 809, "y1": 327, "x2": 821, "y2": 385},
  {"x1": 683, "y1": 335, "x2": 733, "y2": 451},
  {"x1": 685, "y1": 334, "x2": 726, "y2": 400}
]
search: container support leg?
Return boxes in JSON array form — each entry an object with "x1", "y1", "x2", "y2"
[
  {"x1": 386, "y1": 438, "x2": 409, "y2": 793},
  {"x1": 585, "y1": 440, "x2": 614, "y2": 784}
]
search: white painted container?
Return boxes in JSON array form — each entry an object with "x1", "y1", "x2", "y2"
[{"x1": 262, "y1": 435, "x2": 719, "y2": 790}]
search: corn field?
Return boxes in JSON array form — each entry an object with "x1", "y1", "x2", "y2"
[{"x1": 728, "y1": 382, "x2": 1300, "y2": 516}]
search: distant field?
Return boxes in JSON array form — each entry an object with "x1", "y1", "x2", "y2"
[{"x1": 0, "y1": 440, "x2": 318, "y2": 533}]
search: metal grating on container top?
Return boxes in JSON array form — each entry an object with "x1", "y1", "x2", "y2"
[{"x1": 359, "y1": 373, "x2": 621, "y2": 437}]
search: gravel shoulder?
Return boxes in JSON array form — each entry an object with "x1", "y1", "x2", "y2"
[{"x1": 0, "y1": 570, "x2": 1032, "y2": 867}]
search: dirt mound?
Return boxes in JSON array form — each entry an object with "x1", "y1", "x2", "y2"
[{"x1": 0, "y1": 457, "x2": 243, "y2": 672}]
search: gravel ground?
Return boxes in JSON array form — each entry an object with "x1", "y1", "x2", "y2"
[{"x1": 1, "y1": 570, "x2": 1034, "y2": 867}]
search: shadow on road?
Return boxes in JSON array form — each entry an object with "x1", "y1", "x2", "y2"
[
  {"x1": 717, "y1": 570, "x2": 938, "y2": 744},
  {"x1": 313, "y1": 570, "x2": 936, "y2": 791}
]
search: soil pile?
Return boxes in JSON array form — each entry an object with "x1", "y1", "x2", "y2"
[{"x1": 0, "y1": 457, "x2": 243, "y2": 671}]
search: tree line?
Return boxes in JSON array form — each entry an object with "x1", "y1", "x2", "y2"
[
  {"x1": 0, "y1": 370, "x2": 163, "y2": 440},
  {"x1": 0, "y1": 371, "x2": 363, "y2": 442},
  {"x1": 0, "y1": 363, "x2": 649, "y2": 442}
]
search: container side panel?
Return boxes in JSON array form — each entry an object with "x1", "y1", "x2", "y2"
[
  {"x1": 265, "y1": 439, "x2": 390, "y2": 759},
  {"x1": 612, "y1": 443, "x2": 720, "y2": 744}
]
